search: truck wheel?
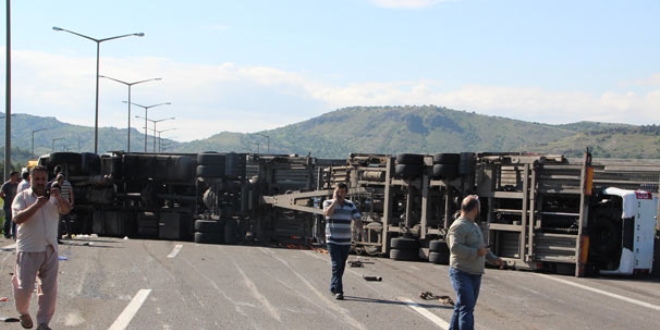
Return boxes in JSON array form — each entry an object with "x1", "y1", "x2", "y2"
[
  {"x1": 390, "y1": 248, "x2": 419, "y2": 261},
  {"x1": 196, "y1": 165, "x2": 224, "y2": 178},
  {"x1": 194, "y1": 232, "x2": 222, "y2": 244},
  {"x1": 432, "y1": 153, "x2": 460, "y2": 164},
  {"x1": 391, "y1": 237, "x2": 419, "y2": 250},
  {"x1": 394, "y1": 164, "x2": 423, "y2": 179},
  {"x1": 197, "y1": 152, "x2": 225, "y2": 166},
  {"x1": 589, "y1": 212, "x2": 621, "y2": 257},
  {"x1": 195, "y1": 219, "x2": 222, "y2": 233},
  {"x1": 429, "y1": 251, "x2": 450, "y2": 264},
  {"x1": 224, "y1": 219, "x2": 237, "y2": 245},
  {"x1": 396, "y1": 153, "x2": 425, "y2": 165},
  {"x1": 429, "y1": 239, "x2": 449, "y2": 253},
  {"x1": 432, "y1": 164, "x2": 458, "y2": 179}
]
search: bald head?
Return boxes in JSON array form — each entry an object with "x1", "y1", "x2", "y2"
[{"x1": 460, "y1": 195, "x2": 480, "y2": 221}]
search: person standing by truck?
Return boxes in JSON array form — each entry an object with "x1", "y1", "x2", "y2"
[
  {"x1": 1, "y1": 171, "x2": 20, "y2": 239},
  {"x1": 11, "y1": 165, "x2": 71, "y2": 330},
  {"x1": 55, "y1": 173, "x2": 75, "y2": 241},
  {"x1": 323, "y1": 182, "x2": 362, "y2": 300},
  {"x1": 447, "y1": 195, "x2": 503, "y2": 330}
]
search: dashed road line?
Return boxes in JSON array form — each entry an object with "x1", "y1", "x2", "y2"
[
  {"x1": 167, "y1": 244, "x2": 183, "y2": 258},
  {"x1": 108, "y1": 289, "x2": 152, "y2": 330}
]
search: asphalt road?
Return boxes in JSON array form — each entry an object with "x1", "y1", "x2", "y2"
[{"x1": 1, "y1": 236, "x2": 659, "y2": 330}]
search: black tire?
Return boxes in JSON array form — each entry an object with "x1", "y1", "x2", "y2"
[
  {"x1": 396, "y1": 153, "x2": 425, "y2": 165},
  {"x1": 194, "y1": 231, "x2": 222, "y2": 244},
  {"x1": 196, "y1": 165, "x2": 224, "y2": 178},
  {"x1": 195, "y1": 219, "x2": 222, "y2": 233},
  {"x1": 197, "y1": 152, "x2": 225, "y2": 166},
  {"x1": 390, "y1": 248, "x2": 419, "y2": 261},
  {"x1": 429, "y1": 239, "x2": 449, "y2": 253},
  {"x1": 394, "y1": 164, "x2": 423, "y2": 178},
  {"x1": 432, "y1": 164, "x2": 458, "y2": 179},
  {"x1": 391, "y1": 237, "x2": 420, "y2": 250},
  {"x1": 432, "y1": 153, "x2": 460, "y2": 164},
  {"x1": 589, "y1": 211, "x2": 621, "y2": 258},
  {"x1": 49, "y1": 152, "x2": 83, "y2": 165},
  {"x1": 429, "y1": 251, "x2": 450, "y2": 264},
  {"x1": 224, "y1": 219, "x2": 237, "y2": 245}
]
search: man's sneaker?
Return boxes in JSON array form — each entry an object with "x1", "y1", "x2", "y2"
[
  {"x1": 335, "y1": 293, "x2": 344, "y2": 300},
  {"x1": 20, "y1": 313, "x2": 33, "y2": 329}
]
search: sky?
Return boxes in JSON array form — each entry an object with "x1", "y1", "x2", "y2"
[{"x1": 0, "y1": 0, "x2": 658, "y2": 143}]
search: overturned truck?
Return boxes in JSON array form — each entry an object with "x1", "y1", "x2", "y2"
[{"x1": 37, "y1": 150, "x2": 659, "y2": 277}]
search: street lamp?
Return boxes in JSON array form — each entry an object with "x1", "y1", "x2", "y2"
[
  {"x1": 53, "y1": 26, "x2": 145, "y2": 154},
  {"x1": 255, "y1": 133, "x2": 270, "y2": 154},
  {"x1": 31, "y1": 128, "x2": 49, "y2": 158},
  {"x1": 156, "y1": 128, "x2": 176, "y2": 152},
  {"x1": 100, "y1": 75, "x2": 161, "y2": 152},
  {"x1": 136, "y1": 115, "x2": 175, "y2": 152},
  {"x1": 52, "y1": 137, "x2": 65, "y2": 152},
  {"x1": 126, "y1": 102, "x2": 171, "y2": 152}
]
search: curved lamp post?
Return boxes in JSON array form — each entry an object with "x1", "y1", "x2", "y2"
[
  {"x1": 100, "y1": 75, "x2": 161, "y2": 152},
  {"x1": 53, "y1": 26, "x2": 144, "y2": 154},
  {"x1": 156, "y1": 128, "x2": 176, "y2": 152},
  {"x1": 127, "y1": 102, "x2": 171, "y2": 152},
  {"x1": 255, "y1": 133, "x2": 270, "y2": 154},
  {"x1": 136, "y1": 115, "x2": 175, "y2": 152},
  {"x1": 31, "y1": 128, "x2": 49, "y2": 158}
]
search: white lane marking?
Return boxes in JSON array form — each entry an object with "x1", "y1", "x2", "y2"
[
  {"x1": 398, "y1": 297, "x2": 450, "y2": 329},
  {"x1": 167, "y1": 244, "x2": 183, "y2": 258},
  {"x1": 108, "y1": 289, "x2": 152, "y2": 330},
  {"x1": 536, "y1": 273, "x2": 660, "y2": 311},
  {"x1": 1, "y1": 243, "x2": 16, "y2": 251}
]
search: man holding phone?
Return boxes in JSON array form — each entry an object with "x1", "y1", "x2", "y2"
[
  {"x1": 11, "y1": 166, "x2": 71, "y2": 330},
  {"x1": 446, "y1": 195, "x2": 503, "y2": 330},
  {"x1": 323, "y1": 182, "x2": 362, "y2": 300}
]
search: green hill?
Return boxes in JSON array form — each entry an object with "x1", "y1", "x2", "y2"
[{"x1": 2, "y1": 106, "x2": 659, "y2": 171}]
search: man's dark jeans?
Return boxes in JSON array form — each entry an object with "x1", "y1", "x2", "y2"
[
  {"x1": 449, "y1": 267, "x2": 482, "y2": 330},
  {"x1": 328, "y1": 243, "x2": 351, "y2": 295},
  {"x1": 3, "y1": 207, "x2": 14, "y2": 238}
]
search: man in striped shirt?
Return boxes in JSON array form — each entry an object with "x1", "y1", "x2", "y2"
[
  {"x1": 55, "y1": 173, "x2": 75, "y2": 241},
  {"x1": 323, "y1": 182, "x2": 362, "y2": 300}
]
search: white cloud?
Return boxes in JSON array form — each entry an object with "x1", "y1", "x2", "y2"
[{"x1": 3, "y1": 48, "x2": 659, "y2": 144}]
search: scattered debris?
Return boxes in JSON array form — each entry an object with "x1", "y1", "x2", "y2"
[
  {"x1": 362, "y1": 275, "x2": 382, "y2": 282},
  {"x1": 420, "y1": 291, "x2": 455, "y2": 306},
  {"x1": 0, "y1": 296, "x2": 8, "y2": 302},
  {"x1": 348, "y1": 258, "x2": 374, "y2": 268}
]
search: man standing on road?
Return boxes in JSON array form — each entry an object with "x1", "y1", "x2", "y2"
[
  {"x1": 447, "y1": 195, "x2": 503, "y2": 330},
  {"x1": 323, "y1": 182, "x2": 362, "y2": 300},
  {"x1": 11, "y1": 166, "x2": 71, "y2": 330},
  {"x1": 1, "y1": 171, "x2": 20, "y2": 239},
  {"x1": 55, "y1": 173, "x2": 75, "y2": 241}
]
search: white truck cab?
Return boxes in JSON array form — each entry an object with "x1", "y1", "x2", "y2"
[{"x1": 597, "y1": 188, "x2": 657, "y2": 275}]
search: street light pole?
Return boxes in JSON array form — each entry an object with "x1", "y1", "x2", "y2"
[
  {"x1": 127, "y1": 102, "x2": 171, "y2": 152},
  {"x1": 53, "y1": 26, "x2": 144, "y2": 154},
  {"x1": 31, "y1": 128, "x2": 49, "y2": 158},
  {"x1": 136, "y1": 115, "x2": 175, "y2": 152},
  {"x1": 255, "y1": 133, "x2": 270, "y2": 154},
  {"x1": 156, "y1": 128, "x2": 176, "y2": 152},
  {"x1": 52, "y1": 137, "x2": 65, "y2": 152},
  {"x1": 100, "y1": 75, "x2": 162, "y2": 152}
]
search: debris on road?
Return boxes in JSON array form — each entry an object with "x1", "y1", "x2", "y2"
[
  {"x1": 363, "y1": 275, "x2": 382, "y2": 281},
  {"x1": 420, "y1": 291, "x2": 455, "y2": 306}
]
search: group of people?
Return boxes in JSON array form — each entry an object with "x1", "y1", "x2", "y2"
[
  {"x1": 2, "y1": 167, "x2": 74, "y2": 330},
  {"x1": 323, "y1": 183, "x2": 503, "y2": 330}
]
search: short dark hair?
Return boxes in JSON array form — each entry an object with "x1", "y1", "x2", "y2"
[
  {"x1": 336, "y1": 182, "x2": 348, "y2": 190},
  {"x1": 10, "y1": 171, "x2": 18, "y2": 177},
  {"x1": 31, "y1": 165, "x2": 48, "y2": 175}
]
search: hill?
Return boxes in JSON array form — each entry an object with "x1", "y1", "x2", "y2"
[{"x1": 1, "y1": 106, "x2": 659, "y2": 170}]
